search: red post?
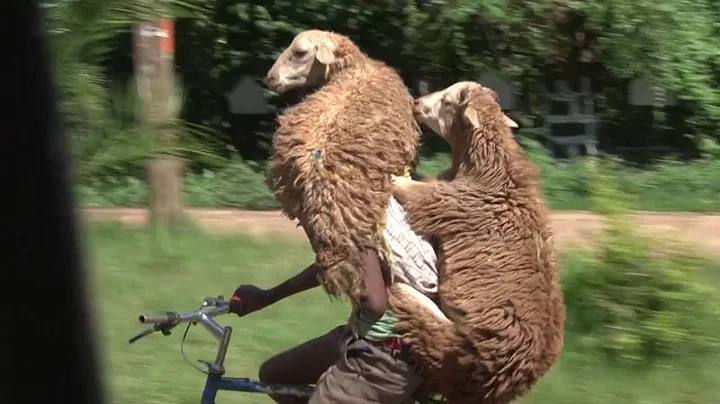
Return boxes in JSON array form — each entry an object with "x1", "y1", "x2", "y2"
[{"x1": 159, "y1": 19, "x2": 174, "y2": 56}]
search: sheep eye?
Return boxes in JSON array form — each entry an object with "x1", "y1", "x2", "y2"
[{"x1": 293, "y1": 48, "x2": 308, "y2": 58}]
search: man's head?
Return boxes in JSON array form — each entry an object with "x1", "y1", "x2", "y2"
[
  {"x1": 413, "y1": 81, "x2": 518, "y2": 141},
  {"x1": 265, "y1": 30, "x2": 340, "y2": 93}
]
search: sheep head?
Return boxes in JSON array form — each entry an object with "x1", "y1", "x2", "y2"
[
  {"x1": 265, "y1": 30, "x2": 358, "y2": 93},
  {"x1": 413, "y1": 81, "x2": 518, "y2": 143}
]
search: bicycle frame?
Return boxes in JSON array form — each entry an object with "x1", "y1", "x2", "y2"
[
  {"x1": 195, "y1": 312, "x2": 438, "y2": 404},
  {"x1": 131, "y1": 297, "x2": 441, "y2": 404},
  {"x1": 132, "y1": 298, "x2": 315, "y2": 404},
  {"x1": 200, "y1": 373, "x2": 312, "y2": 403}
]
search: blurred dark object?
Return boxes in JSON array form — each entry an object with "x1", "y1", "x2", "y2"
[
  {"x1": 1, "y1": 1, "x2": 107, "y2": 403},
  {"x1": 410, "y1": 170, "x2": 428, "y2": 181}
]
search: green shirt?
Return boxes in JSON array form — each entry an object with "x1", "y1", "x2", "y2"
[{"x1": 349, "y1": 306, "x2": 400, "y2": 341}]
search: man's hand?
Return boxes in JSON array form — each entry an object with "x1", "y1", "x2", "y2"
[{"x1": 229, "y1": 285, "x2": 275, "y2": 317}]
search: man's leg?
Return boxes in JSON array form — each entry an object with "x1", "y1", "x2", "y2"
[
  {"x1": 259, "y1": 325, "x2": 345, "y2": 404},
  {"x1": 310, "y1": 329, "x2": 424, "y2": 404}
]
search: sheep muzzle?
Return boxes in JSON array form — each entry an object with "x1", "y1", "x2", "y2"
[{"x1": 265, "y1": 73, "x2": 279, "y2": 91}]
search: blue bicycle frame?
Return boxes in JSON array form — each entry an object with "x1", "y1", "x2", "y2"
[
  {"x1": 200, "y1": 373, "x2": 313, "y2": 403},
  {"x1": 195, "y1": 322, "x2": 439, "y2": 404},
  {"x1": 130, "y1": 297, "x2": 440, "y2": 404}
]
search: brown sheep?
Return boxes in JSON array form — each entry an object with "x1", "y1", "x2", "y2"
[
  {"x1": 265, "y1": 30, "x2": 421, "y2": 302},
  {"x1": 388, "y1": 81, "x2": 566, "y2": 404}
]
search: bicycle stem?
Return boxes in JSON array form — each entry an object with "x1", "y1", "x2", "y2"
[
  {"x1": 198, "y1": 313, "x2": 225, "y2": 339},
  {"x1": 197, "y1": 311, "x2": 232, "y2": 376},
  {"x1": 212, "y1": 326, "x2": 232, "y2": 375}
]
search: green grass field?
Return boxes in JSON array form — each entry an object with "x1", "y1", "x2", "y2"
[{"x1": 86, "y1": 223, "x2": 720, "y2": 404}]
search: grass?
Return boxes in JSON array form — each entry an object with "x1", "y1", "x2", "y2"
[
  {"x1": 87, "y1": 222, "x2": 347, "y2": 404},
  {"x1": 85, "y1": 223, "x2": 720, "y2": 404}
]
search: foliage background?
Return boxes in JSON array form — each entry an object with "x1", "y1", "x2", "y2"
[{"x1": 46, "y1": 0, "x2": 719, "y2": 210}]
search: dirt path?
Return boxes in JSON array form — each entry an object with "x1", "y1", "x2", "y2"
[{"x1": 81, "y1": 208, "x2": 720, "y2": 256}]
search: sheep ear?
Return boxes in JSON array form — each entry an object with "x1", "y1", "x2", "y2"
[
  {"x1": 462, "y1": 106, "x2": 481, "y2": 129},
  {"x1": 315, "y1": 42, "x2": 335, "y2": 65},
  {"x1": 458, "y1": 87, "x2": 470, "y2": 104},
  {"x1": 503, "y1": 113, "x2": 519, "y2": 128}
]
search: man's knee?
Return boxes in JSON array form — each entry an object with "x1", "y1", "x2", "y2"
[
  {"x1": 260, "y1": 325, "x2": 345, "y2": 385},
  {"x1": 258, "y1": 356, "x2": 281, "y2": 384}
]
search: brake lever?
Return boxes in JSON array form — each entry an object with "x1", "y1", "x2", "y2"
[
  {"x1": 129, "y1": 320, "x2": 178, "y2": 343},
  {"x1": 157, "y1": 319, "x2": 180, "y2": 336},
  {"x1": 128, "y1": 327, "x2": 156, "y2": 344}
]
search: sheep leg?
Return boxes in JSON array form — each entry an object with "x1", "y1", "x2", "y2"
[
  {"x1": 395, "y1": 283, "x2": 451, "y2": 323},
  {"x1": 391, "y1": 176, "x2": 435, "y2": 207},
  {"x1": 391, "y1": 174, "x2": 422, "y2": 189},
  {"x1": 391, "y1": 177, "x2": 448, "y2": 233}
]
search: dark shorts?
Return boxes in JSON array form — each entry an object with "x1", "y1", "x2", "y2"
[
  {"x1": 261, "y1": 324, "x2": 423, "y2": 403},
  {"x1": 309, "y1": 325, "x2": 423, "y2": 404}
]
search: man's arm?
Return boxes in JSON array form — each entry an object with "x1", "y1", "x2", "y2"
[
  {"x1": 230, "y1": 263, "x2": 320, "y2": 316},
  {"x1": 265, "y1": 263, "x2": 320, "y2": 305},
  {"x1": 358, "y1": 249, "x2": 389, "y2": 320},
  {"x1": 232, "y1": 203, "x2": 388, "y2": 318},
  {"x1": 267, "y1": 250, "x2": 388, "y2": 315}
]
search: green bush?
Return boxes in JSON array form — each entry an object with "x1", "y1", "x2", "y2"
[
  {"x1": 519, "y1": 137, "x2": 720, "y2": 212},
  {"x1": 415, "y1": 153, "x2": 452, "y2": 178},
  {"x1": 414, "y1": 137, "x2": 720, "y2": 212},
  {"x1": 561, "y1": 158, "x2": 720, "y2": 364},
  {"x1": 562, "y1": 237, "x2": 720, "y2": 364},
  {"x1": 184, "y1": 159, "x2": 278, "y2": 210},
  {"x1": 520, "y1": 138, "x2": 593, "y2": 210},
  {"x1": 78, "y1": 176, "x2": 148, "y2": 207},
  {"x1": 77, "y1": 158, "x2": 280, "y2": 210},
  {"x1": 76, "y1": 137, "x2": 720, "y2": 211}
]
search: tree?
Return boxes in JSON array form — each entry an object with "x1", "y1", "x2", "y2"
[
  {"x1": 45, "y1": 0, "x2": 220, "y2": 218},
  {"x1": 97, "y1": 0, "x2": 720, "y2": 165}
]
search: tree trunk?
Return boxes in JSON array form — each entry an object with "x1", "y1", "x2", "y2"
[
  {"x1": 133, "y1": 19, "x2": 185, "y2": 227},
  {"x1": 145, "y1": 154, "x2": 185, "y2": 227}
]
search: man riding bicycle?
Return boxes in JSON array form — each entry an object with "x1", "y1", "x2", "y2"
[{"x1": 230, "y1": 198, "x2": 439, "y2": 404}]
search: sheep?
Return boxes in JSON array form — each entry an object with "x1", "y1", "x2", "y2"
[
  {"x1": 388, "y1": 81, "x2": 566, "y2": 404},
  {"x1": 265, "y1": 29, "x2": 421, "y2": 302}
]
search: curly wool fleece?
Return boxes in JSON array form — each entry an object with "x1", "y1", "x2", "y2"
[
  {"x1": 389, "y1": 85, "x2": 565, "y2": 404},
  {"x1": 267, "y1": 31, "x2": 421, "y2": 302}
]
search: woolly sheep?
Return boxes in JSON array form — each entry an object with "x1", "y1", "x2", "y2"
[
  {"x1": 265, "y1": 30, "x2": 421, "y2": 302},
  {"x1": 389, "y1": 81, "x2": 566, "y2": 404}
]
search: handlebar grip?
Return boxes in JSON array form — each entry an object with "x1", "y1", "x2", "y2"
[{"x1": 138, "y1": 312, "x2": 178, "y2": 324}]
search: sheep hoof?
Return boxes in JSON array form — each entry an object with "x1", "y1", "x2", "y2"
[
  {"x1": 391, "y1": 174, "x2": 419, "y2": 190},
  {"x1": 396, "y1": 283, "x2": 452, "y2": 324}
]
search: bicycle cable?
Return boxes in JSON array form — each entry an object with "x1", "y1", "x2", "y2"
[{"x1": 179, "y1": 306, "x2": 210, "y2": 375}]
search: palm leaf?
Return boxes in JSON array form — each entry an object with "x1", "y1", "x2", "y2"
[{"x1": 45, "y1": 0, "x2": 219, "y2": 183}]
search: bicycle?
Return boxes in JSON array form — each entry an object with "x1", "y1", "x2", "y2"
[{"x1": 129, "y1": 295, "x2": 443, "y2": 404}]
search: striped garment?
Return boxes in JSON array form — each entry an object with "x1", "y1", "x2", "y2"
[
  {"x1": 381, "y1": 196, "x2": 439, "y2": 298},
  {"x1": 349, "y1": 196, "x2": 440, "y2": 341}
]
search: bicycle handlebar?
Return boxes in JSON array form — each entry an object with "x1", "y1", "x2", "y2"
[
  {"x1": 130, "y1": 296, "x2": 231, "y2": 344},
  {"x1": 129, "y1": 295, "x2": 235, "y2": 375},
  {"x1": 137, "y1": 304, "x2": 229, "y2": 325}
]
